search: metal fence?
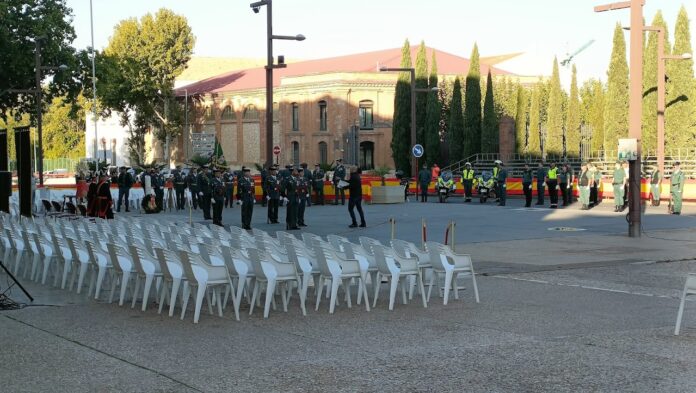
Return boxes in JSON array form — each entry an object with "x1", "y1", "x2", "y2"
[{"x1": 8, "y1": 157, "x2": 82, "y2": 173}]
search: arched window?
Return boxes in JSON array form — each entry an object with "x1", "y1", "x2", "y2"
[
  {"x1": 359, "y1": 100, "x2": 374, "y2": 129},
  {"x1": 292, "y1": 141, "x2": 300, "y2": 165},
  {"x1": 220, "y1": 105, "x2": 235, "y2": 121},
  {"x1": 318, "y1": 141, "x2": 328, "y2": 165},
  {"x1": 292, "y1": 102, "x2": 300, "y2": 131},
  {"x1": 204, "y1": 106, "x2": 215, "y2": 122},
  {"x1": 318, "y1": 100, "x2": 327, "y2": 131},
  {"x1": 243, "y1": 104, "x2": 259, "y2": 121}
]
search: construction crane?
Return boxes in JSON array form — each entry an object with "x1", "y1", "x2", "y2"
[{"x1": 560, "y1": 39, "x2": 595, "y2": 67}]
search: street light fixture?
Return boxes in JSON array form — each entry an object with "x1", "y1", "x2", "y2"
[{"x1": 250, "y1": 0, "x2": 305, "y2": 168}]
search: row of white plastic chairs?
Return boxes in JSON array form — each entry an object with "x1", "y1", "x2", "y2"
[{"x1": 0, "y1": 212, "x2": 480, "y2": 323}]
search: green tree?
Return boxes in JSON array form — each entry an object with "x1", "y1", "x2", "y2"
[
  {"x1": 545, "y1": 57, "x2": 563, "y2": 156},
  {"x1": 515, "y1": 85, "x2": 529, "y2": 154},
  {"x1": 424, "y1": 51, "x2": 441, "y2": 166},
  {"x1": 390, "y1": 39, "x2": 413, "y2": 175},
  {"x1": 580, "y1": 79, "x2": 606, "y2": 153},
  {"x1": 99, "y1": 8, "x2": 195, "y2": 164},
  {"x1": 415, "y1": 41, "x2": 428, "y2": 147},
  {"x1": 42, "y1": 96, "x2": 86, "y2": 159},
  {"x1": 463, "y1": 44, "x2": 482, "y2": 158},
  {"x1": 528, "y1": 81, "x2": 542, "y2": 157},
  {"x1": 642, "y1": 11, "x2": 670, "y2": 153},
  {"x1": 448, "y1": 77, "x2": 465, "y2": 162},
  {"x1": 481, "y1": 71, "x2": 498, "y2": 153},
  {"x1": 437, "y1": 78, "x2": 453, "y2": 164},
  {"x1": 604, "y1": 23, "x2": 629, "y2": 153},
  {"x1": 666, "y1": 6, "x2": 696, "y2": 151},
  {"x1": 566, "y1": 65, "x2": 581, "y2": 157}
]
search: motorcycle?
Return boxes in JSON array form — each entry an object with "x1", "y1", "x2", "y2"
[
  {"x1": 476, "y1": 171, "x2": 497, "y2": 203},
  {"x1": 437, "y1": 171, "x2": 456, "y2": 203}
]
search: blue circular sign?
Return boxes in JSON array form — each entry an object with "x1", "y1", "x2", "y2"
[{"x1": 412, "y1": 144, "x2": 424, "y2": 158}]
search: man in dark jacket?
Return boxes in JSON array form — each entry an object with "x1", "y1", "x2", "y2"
[
  {"x1": 197, "y1": 166, "x2": 212, "y2": 220},
  {"x1": 347, "y1": 166, "x2": 366, "y2": 228},
  {"x1": 312, "y1": 163, "x2": 325, "y2": 205},
  {"x1": 186, "y1": 168, "x2": 199, "y2": 210},
  {"x1": 418, "y1": 164, "x2": 431, "y2": 202},
  {"x1": 265, "y1": 165, "x2": 281, "y2": 224},
  {"x1": 173, "y1": 167, "x2": 186, "y2": 210},
  {"x1": 332, "y1": 158, "x2": 346, "y2": 205},
  {"x1": 116, "y1": 166, "x2": 133, "y2": 212}
]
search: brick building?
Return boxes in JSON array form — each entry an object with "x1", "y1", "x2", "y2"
[{"x1": 175, "y1": 47, "x2": 514, "y2": 169}]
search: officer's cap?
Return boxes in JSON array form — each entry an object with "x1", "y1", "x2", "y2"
[
  {"x1": 298, "y1": 167, "x2": 304, "y2": 172},
  {"x1": 243, "y1": 167, "x2": 251, "y2": 172},
  {"x1": 336, "y1": 158, "x2": 343, "y2": 162},
  {"x1": 212, "y1": 168, "x2": 220, "y2": 173},
  {"x1": 315, "y1": 163, "x2": 320, "y2": 166},
  {"x1": 119, "y1": 166, "x2": 126, "y2": 170},
  {"x1": 464, "y1": 162, "x2": 471, "y2": 166},
  {"x1": 201, "y1": 165, "x2": 209, "y2": 169},
  {"x1": 674, "y1": 161, "x2": 681, "y2": 167},
  {"x1": 301, "y1": 162, "x2": 308, "y2": 167},
  {"x1": 494, "y1": 160, "x2": 502, "y2": 164}
]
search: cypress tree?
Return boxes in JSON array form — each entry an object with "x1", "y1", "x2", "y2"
[
  {"x1": 642, "y1": 11, "x2": 670, "y2": 154},
  {"x1": 528, "y1": 81, "x2": 542, "y2": 157},
  {"x1": 545, "y1": 57, "x2": 563, "y2": 157},
  {"x1": 438, "y1": 78, "x2": 452, "y2": 164},
  {"x1": 415, "y1": 41, "x2": 428, "y2": 147},
  {"x1": 580, "y1": 79, "x2": 606, "y2": 153},
  {"x1": 604, "y1": 23, "x2": 629, "y2": 153},
  {"x1": 666, "y1": 6, "x2": 696, "y2": 151},
  {"x1": 424, "y1": 51, "x2": 440, "y2": 166},
  {"x1": 448, "y1": 77, "x2": 465, "y2": 162},
  {"x1": 515, "y1": 85, "x2": 529, "y2": 154},
  {"x1": 566, "y1": 64, "x2": 581, "y2": 157},
  {"x1": 481, "y1": 71, "x2": 497, "y2": 153},
  {"x1": 463, "y1": 43, "x2": 482, "y2": 158},
  {"x1": 391, "y1": 39, "x2": 412, "y2": 175}
]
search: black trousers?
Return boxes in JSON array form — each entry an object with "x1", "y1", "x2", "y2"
[
  {"x1": 200, "y1": 194, "x2": 211, "y2": 219},
  {"x1": 333, "y1": 183, "x2": 345, "y2": 205},
  {"x1": 190, "y1": 188, "x2": 199, "y2": 209},
  {"x1": 590, "y1": 185, "x2": 599, "y2": 206},
  {"x1": 267, "y1": 198, "x2": 279, "y2": 222},
  {"x1": 348, "y1": 197, "x2": 365, "y2": 225},
  {"x1": 314, "y1": 183, "x2": 324, "y2": 205},
  {"x1": 224, "y1": 186, "x2": 234, "y2": 208},
  {"x1": 298, "y1": 197, "x2": 307, "y2": 224},
  {"x1": 117, "y1": 187, "x2": 130, "y2": 212},
  {"x1": 548, "y1": 180, "x2": 558, "y2": 206},
  {"x1": 175, "y1": 186, "x2": 185, "y2": 210},
  {"x1": 463, "y1": 180, "x2": 473, "y2": 201},
  {"x1": 523, "y1": 182, "x2": 532, "y2": 207},
  {"x1": 305, "y1": 185, "x2": 311, "y2": 207},
  {"x1": 498, "y1": 183, "x2": 507, "y2": 205},
  {"x1": 560, "y1": 182, "x2": 569, "y2": 205},
  {"x1": 420, "y1": 182, "x2": 429, "y2": 202},
  {"x1": 536, "y1": 182, "x2": 545, "y2": 204},
  {"x1": 286, "y1": 199, "x2": 298, "y2": 228},
  {"x1": 241, "y1": 199, "x2": 253, "y2": 228},
  {"x1": 212, "y1": 197, "x2": 223, "y2": 225},
  {"x1": 154, "y1": 188, "x2": 164, "y2": 211}
]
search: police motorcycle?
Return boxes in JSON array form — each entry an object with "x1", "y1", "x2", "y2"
[
  {"x1": 476, "y1": 171, "x2": 496, "y2": 203},
  {"x1": 437, "y1": 170, "x2": 456, "y2": 203}
]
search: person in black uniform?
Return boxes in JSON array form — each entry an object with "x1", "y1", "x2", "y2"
[
  {"x1": 312, "y1": 163, "x2": 325, "y2": 205},
  {"x1": 297, "y1": 167, "x2": 309, "y2": 227},
  {"x1": 279, "y1": 164, "x2": 292, "y2": 206},
  {"x1": 211, "y1": 169, "x2": 225, "y2": 226},
  {"x1": 223, "y1": 168, "x2": 236, "y2": 209},
  {"x1": 186, "y1": 168, "x2": 198, "y2": 210},
  {"x1": 300, "y1": 163, "x2": 312, "y2": 207},
  {"x1": 522, "y1": 163, "x2": 534, "y2": 207},
  {"x1": 96, "y1": 172, "x2": 114, "y2": 219},
  {"x1": 535, "y1": 162, "x2": 547, "y2": 206},
  {"x1": 116, "y1": 166, "x2": 133, "y2": 212},
  {"x1": 418, "y1": 164, "x2": 431, "y2": 202},
  {"x1": 332, "y1": 158, "x2": 346, "y2": 205},
  {"x1": 265, "y1": 165, "x2": 281, "y2": 224},
  {"x1": 173, "y1": 167, "x2": 186, "y2": 210},
  {"x1": 237, "y1": 167, "x2": 255, "y2": 230},
  {"x1": 197, "y1": 165, "x2": 212, "y2": 220},
  {"x1": 260, "y1": 166, "x2": 268, "y2": 207},
  {"x1": 347, "y1": 166, "x2": 366, "y2": 228},
  {"x1": 283, "y1": 167, "x2": 300, "y2": 230},
  {"x1": 152, "y1": 168, "x2": 164, "y2": 212}
]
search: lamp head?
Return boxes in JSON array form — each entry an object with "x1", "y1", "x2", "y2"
[
  {"x1": 379, "y1": 66, "x2": 387, "y2": 72},
  {"x1": 295, "y1": 34, "x2": 306, "y2": 41},
  {"x1": 682, "y1": 53, "x2": 693, "y2": 60},
  {"x1": 252, "y1": 6, "x2": 260, "y2": 13}
]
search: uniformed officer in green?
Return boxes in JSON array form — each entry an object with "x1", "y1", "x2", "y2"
[
  {"x1": 332, "y1": 159, "x2": 346, "y2": 205},
  {"x1": 211, "y1": 169, "x2": 225, "y2": 226},
  {"x1": 173, "y1": 166, "x2": 186, "y2": 210},
  {"x1": 649, "y1": 165, "x2": 662, "y2": 206},
  {"x1": 535, "y1": 162, "x2": 547, "y2": 205},
  {"x1": 590, "y1": 163, "x2": 602, "y2": 207},
  {"x1": 461, "y1": 162, "x2": 475, "y2": 203},
  {"x1": 283, "y1": 167, "x2": 300, "y2": 230},
  {"x1": 312, "y1": 163, "x2": 325, "y2": 205},
  {"x1": 197, "y1": 165, "x2": 212, "y2": 220},
  {"x1": 265, "y1": 165, "x2": 280, "y2": 224},
  {"x1": 522, "y1": 163, "x2": 534, "y2": 207},
  {"x1": 236, "y1": 167, "x2": 255, "y2": 230},
  {"x1": 578, "y1": 162, "x2": 591, "y2": 210},
  {"x1": 496, "y1": 162, "x2": 508, "y2": 206},
  {"x1": 301, "y1": 163, "x2": 312, "y2": 207},
  {"x1": 223, "y1": 168, "x2": 236, "y2": 209},
  {"x1": 670, "y1": 161, "x2": 685, "y2": 215},
  {"x1": 418, "y1": 163, "x2": 431, "y2": 202},
  {"x1": 612, "y1": 161, "x2": 626, "y2": 212},
  {"x1": 493, "y1": 160, "x2": 501, "y2": 202},
  {"x1": 546, "y1": 162, "x2": 559, "y2": 208},
  {"x1": 560, "y1": 163, "x2": 574, "y2": 206},
  {"x1": 297, "y1": 167, "x2": 310, "y2": 227}
]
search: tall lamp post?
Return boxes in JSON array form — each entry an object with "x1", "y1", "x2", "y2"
[
  {"x1": 250, "y1": 0, "x2": 305, "y2": 169},
  {"x1": 595, "y1": 0, "x2": 644, "y2": 238}
]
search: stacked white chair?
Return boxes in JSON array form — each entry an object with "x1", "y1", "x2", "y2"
[{"x1": 425, "y1": 242, "x2": 480, "y2": 305}]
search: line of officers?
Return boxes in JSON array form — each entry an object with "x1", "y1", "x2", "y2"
[{"x1": 170, "y1": 160, "x2": 348, "y2": 229}]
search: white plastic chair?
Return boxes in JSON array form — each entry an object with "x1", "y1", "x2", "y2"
[
  {"x1": 65, "y1": 237, "x2": 90, "y2": 294},
  {"x1": 128, "y1": 244, "x2": 163, "y2": 311},
  {"x1": 154, "y1": 247, "x2": 187, "y2": 317},
  {"x1": 426, "y1": 242, "x2": 480, "y2": 305},
  {"x1": 106, "y1": 242, "x2": 136, "y2": 306},
  {"x1": 675, "y1": 273, "x2": 696, "y2": 335},
  {"x1": 179, "y1": 250, "x2": 231, "y2": 323},
  {"x1": 391, "y1": 239, "x2": 432, "y2": 300},
  {"x1": 313, "y1": 242, "x2": 370, "y2": 314},
  {"x1": 371, "y1": 245, "x2": 427, "y2": 310},
  {"x1": 83, "y1": 240, "x2": 112, "y2": 300},
  {"x1": 247, "y1": 247, "x2": 303, "y2": 318}
]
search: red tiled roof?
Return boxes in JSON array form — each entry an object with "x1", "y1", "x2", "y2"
[{"x1": 175, "y1": 46, "x2": 512, "y2": 96}]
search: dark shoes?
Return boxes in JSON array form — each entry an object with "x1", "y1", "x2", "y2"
[
  {"x1": 349, "y1": 223, "x2": 358, "y2": 228},
  {"x1": 299, "y1": 223, "x2": 307, "y2": 227},
  {"x1": 359, "y1": 223, "x2": 366, "y2": 228}
]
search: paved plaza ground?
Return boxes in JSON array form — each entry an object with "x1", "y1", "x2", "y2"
[{"x1": 3, "y1": 196, "x2": 696, "y2": 392}]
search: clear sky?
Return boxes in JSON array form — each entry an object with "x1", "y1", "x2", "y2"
[{"x1": 66, "y1": 0, "x2": 695, "y2": 87}]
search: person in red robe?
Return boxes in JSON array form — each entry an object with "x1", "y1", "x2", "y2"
[{"x1": 96, "y1": 172, "x2": 114, "y2": 219}]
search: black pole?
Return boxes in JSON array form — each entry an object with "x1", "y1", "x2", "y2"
[
  {"x1": 0, "y1": 261, "x2": 34, "y2": 302},
  {"x1": 264, "y1": 0, "x2": 274, "y2": 169},
  {"x1": 35, "y1": 39, "x2": 44, "y2": 186},
  {"x1": 0, "y1": 129, "x2": 8, "y2": 214},
  {"x1": 15, "y1": 126, "x2": 32, "y2": 217},
  {"x1": 0, "y1": 128, "x2": 7, "y2": 171}
]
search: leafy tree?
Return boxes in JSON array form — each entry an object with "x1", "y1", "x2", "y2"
[
  {"x1": 642, "y1": 11, "x2": 670, "y2": 153},
  {"x1": 515, "y1": 85, "x2": 529, "y2": 154},
  {"x1": 448, "y1": 77, "x2": 465, "y2": 162},
  {"x1": 666, "y1": 6, "x2": 696, "y2": 151},
  {"x1": 0, "y1": 111, "x2": 31, "y2": 162},
  {"x1": 463, "y1": 43, "x2": 482, "y2": 157},
  {"x1": 604, "y1": 23, "x2": 629, "y2": 153},
  {"x1": 424, "y1": 51, "x2": 441, "y2": 166},
  {"x1": 415, "y1": 41, "x2": 428, "y2": 148},
  {"x1": 437, "y1": 77, "x2": 453, "y2": 164},
  {"x1": 42, "y1": 96, "x2": 86, "y2": 159},
  {"x1": 528, "y1": 81, "x2": 542, "y2": 157},
  {"x1": 566, "y1": 65, "x2": 581, "y2": 157},
  {"x1": 481, "y1": 71, "x2": 497, "y2": 153},
  {"x1": 580, "y1": 79, "x2": 606, "y2": 153},
  {"x1": 390, "y1": 39, "x2": 412, "y2": 175},
  {"x1": 545, "y1": 57, "x2": 563, "y2": 156}
]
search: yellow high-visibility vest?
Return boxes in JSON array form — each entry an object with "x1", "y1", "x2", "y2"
[
  {"x1": 548, "y1": 168, "x2": 558, "y2": 180},
  {"x1": 462, "y1": 169, "x2": 474, "y2": 180},
  {"x1": 493, "y1": 167, "x2": 499, "y2": 178}
]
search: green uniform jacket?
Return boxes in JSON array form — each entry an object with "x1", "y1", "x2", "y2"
[
  {"x1": 265, "y1": 175, "x2": 281, "y2": 200},
  {"x1": 522, "y1": 169, "x2": 533, "y2": 184},
  {"x1": 612, "y1": 169, "x2": 625, "y2": 185},
  {"x1": 671, "y1": 171, "x2": 685, "y2": 193},
  {"x1": 237, "y1": 177, "x2": 255, "y2": 203},
  {"x1": 418, "y1": 169, "x2": 431, "y2": 184}
]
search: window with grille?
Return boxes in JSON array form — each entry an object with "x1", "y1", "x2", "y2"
[
  {"x1": 243, "y1": 104, "x2": 259, "y2": 121},
  {"x1": 318, "y1": 141, "x2": 328, "y2": 164},
  {"x1": 359, "y1": 100, "x2": 373, "y2": 129},
  {"x1": 318, "y1": 101, "x2": 327, "y2": 131},
  {"x1": 220, "y1": 105, "x2": 235, "y2": 121},
  {"x1": 292, "y1": 141, "x2": 300, "y2": 165},
  {"x1": 292, "y1": 103, "x2": 299, "y2": 131}
]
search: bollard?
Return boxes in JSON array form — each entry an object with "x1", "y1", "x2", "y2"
[
  {"x1": 451, "y1": 221, "x2": 456, "y2": 252},
  {"x1": 390, "y1": 217, "x2": 395, "y2": 240},
  {"x1": 421, "y1": 218, "x2": 427, "y2": 249},
  {"x1": 189, "y1": 197, "x2": 193, "y2": 227},
  {"x1": 444, "y1": 220, "x2": 450, "y2": 245}
]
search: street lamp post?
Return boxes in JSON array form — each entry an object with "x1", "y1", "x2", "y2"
[
  {"x1": 250, "y1": 0, "x2": 305, "y2": 169},
  {"x1": 595, "y1": 0, "x2": 644, "y2": 238}
]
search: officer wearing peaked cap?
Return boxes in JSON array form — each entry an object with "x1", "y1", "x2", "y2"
[{"x1": 237, "y1": 167, "x2": 255, "y2": 229}]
